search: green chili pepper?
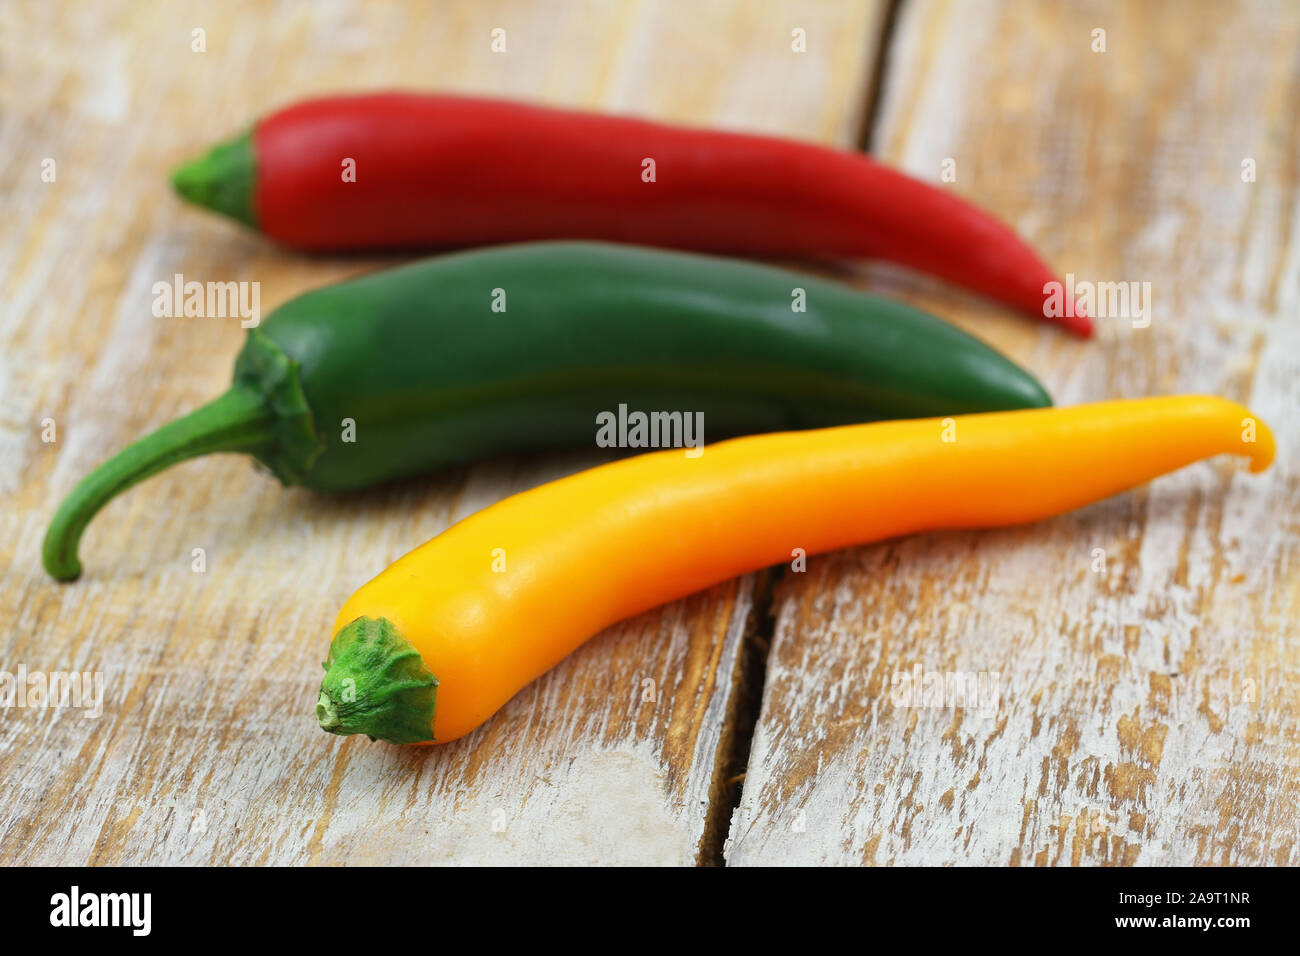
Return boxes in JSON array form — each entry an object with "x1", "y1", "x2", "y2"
[{"x1": 43, "y1": 241, "x2": 1051, "y2": 581}]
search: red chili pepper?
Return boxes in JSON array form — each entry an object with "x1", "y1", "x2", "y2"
[{"x1": 173, "y1": 93, "x2": 1090, "y2": 335}]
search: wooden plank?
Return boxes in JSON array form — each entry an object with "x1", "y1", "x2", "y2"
[
  {"x1": 727, "y1": 0, "x2": 1300, "y2": 866},
  {"x1": 0, "y1": 0, "x2": 886, "y2": 864}
]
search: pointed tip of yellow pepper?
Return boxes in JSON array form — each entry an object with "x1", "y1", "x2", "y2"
[
  {"x1": 1193, "y1": 394, "x2": 1275, "y2": 473},
  {"x1": 1245, "y1": 414, "x2": 1276, "y2": 474}
]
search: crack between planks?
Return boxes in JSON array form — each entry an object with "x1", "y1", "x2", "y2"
[
  {"x1": 697, "y1": 0, "x2": 910, "y2": 867},
  {"x1": 696, "y1": 0, "x2": 908, "y2": 866},
  {"x1": 855, "y1": 0, "x2": 906, "y2": 154},
  {"x1": 696, "y1": 567, "x2": 782, "y2": 866}
]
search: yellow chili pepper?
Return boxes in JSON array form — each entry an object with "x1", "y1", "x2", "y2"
[{"x1": 315, "y1": 396, "x2": 1274, "y2": 745}]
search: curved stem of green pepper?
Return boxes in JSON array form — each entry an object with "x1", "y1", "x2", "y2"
[{"x1": 42, "y1": 386, "x2": 276, "y2": 581}]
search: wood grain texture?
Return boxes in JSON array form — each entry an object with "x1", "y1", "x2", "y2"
[
  {"x1": 727, "y1": 0, "x2": 1299, "y2": 866},
  {"x1": 0, "y1": 0, "x2": 884, "y2": 864}
]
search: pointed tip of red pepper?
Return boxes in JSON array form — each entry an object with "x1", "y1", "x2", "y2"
[
  {"x1": 974, "y1": 240, "x2": 1094, "y2": 337},
  {"x1": 1028, "y1": 274, "x2": 1093, "y2": 337},
  {"x1": 1055, "y1": 286, "x2": 1094, "y2": 336},
  {"x1": 1054, "y1": 306, "x2": 1094, "y2": 337}
]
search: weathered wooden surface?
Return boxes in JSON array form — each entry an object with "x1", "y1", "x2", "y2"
[
  {"x1": 726, "y1": 0, "x2": 1300, "y2": 866},
  {"x1": 5, "y1": 0, "x2": 1294, "y2": 868},
  {"x1": 0, "y1": 0, "x2": 883, "y2": 864}
]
